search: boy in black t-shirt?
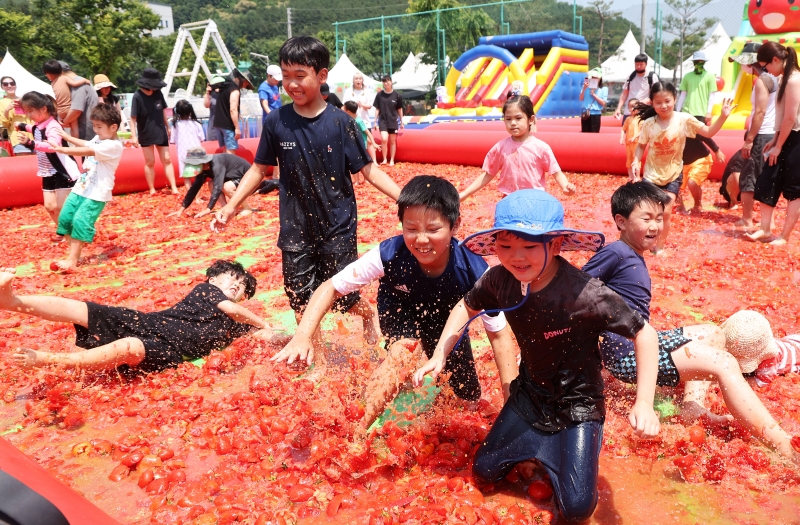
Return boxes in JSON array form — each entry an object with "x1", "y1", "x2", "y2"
[
  {"x1": 211, "y1": 37, "x2": 401, "y2": 366},
  {"x1": 3, "y1": 261, "x2": 271, "y2": 373},
  {"x1": 412, "y1": 190, "x2": 661, "y2": 524}
]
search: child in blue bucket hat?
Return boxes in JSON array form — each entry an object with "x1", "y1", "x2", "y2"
[{"x1": 413, "y1": 189, "x2": 661, "y2": 523}]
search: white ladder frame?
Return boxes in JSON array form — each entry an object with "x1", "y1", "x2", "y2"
[{"x1": 162, "y1": 19, "x2": 237, "y2": 97}]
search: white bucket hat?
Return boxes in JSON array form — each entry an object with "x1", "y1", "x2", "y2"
[
  {"x1": 692, "y1": 50, "x2": 708, "y2": 62},
  {"x1": 721, "y1": 310, "x2": 779, "y2": 373}
]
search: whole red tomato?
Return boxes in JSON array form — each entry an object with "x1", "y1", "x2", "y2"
[{"x1": 527, "y1": 479, "x2": 553, "y2": 500}]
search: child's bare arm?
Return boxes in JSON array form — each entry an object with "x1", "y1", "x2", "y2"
[
  {"x1": 459, "y1": 171, "x2": 495, "y2": 201},
  {"x1": 630, "y1": 322, "x2": 661, "y2": 437},
  {"x1": 271, "y1": 279, "x2": 341, "y2": 366},
  {"x1": 56, "y1": 129, "x2": 87, "y2": 147},
  {"x1": 696, "y1": 98, "x2": 734, "y2": 138},
  {"x1": 218, "y1": 300, "x2": 268, "y2": 328},
  {"x1": 64, "y1": 76, "x2": 91, "y2": 88},
  {"x1": 631, "y1": 143, "x2": 646, "y2": 179},
  {"x1": 620, "y1": 129, "x2": 625, "y2": 145},
  {"x1": 412, "y1": 299, "x2": 474, "y2": 387},
  {"x1": 53, "y1": 145, "x2": 95, "y2": 156},
  {"x1": 362, "y1": 163, "x2": 401, "y2": 201},
  {"x1": 551, "y1": 170, "x2": 575, "y2": 195},
  {"x1": 486, "y1": 325, "x2": 517, "y2": 403}
]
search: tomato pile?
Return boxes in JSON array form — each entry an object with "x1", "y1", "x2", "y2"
[{"x1": 1, "y1": 165, "x2": 800, "y2": 524}]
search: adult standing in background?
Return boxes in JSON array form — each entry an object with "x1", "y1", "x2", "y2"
[
  {"x1": 60, "y1": 61, "x2": 98, "y2": 140},
  {"x1": 258, "y1": 65, "x2": 282, "y2": 124},
  {"x1": 614, "y1": 54, "x2": 657, "y2": 123},
  {"x1": 93, "y1": 74, "x2": 127, "y2": 131},
  {"x1": 343, "y1": 73, "x2": 372, "y2": 124},
  {"x1": 0, "y1": 76, "x2": 33, "y2": 156},
  {"x1": 579, "y1": 70, "x2": 607, "y2": 133},
  {"x1": 677, "y1": 51, "x2": 718, "y2": 125},
  {"x1": 204, "y1": 76, "x2": 226, "y2": 146},
  {"x1": 734, "y1": 48, "x2": 777, "y2": 229},
  {"x1": 373, "y1": 75, "x2": 403, "y2": 166},
  {"x1": 215, "y1": 69, "x2": 256, "y2": 154},
  {"x1": 320, "y1": 83, "x2": 343, "y2": 108}
]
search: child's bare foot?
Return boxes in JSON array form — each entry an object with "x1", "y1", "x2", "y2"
[
  {"x1": 744, "y1": 230, "x2": 776, "y2": 243},
  {"x1": 0, "y1": 269, "x2": 18, "y2": 307},
  {"x1": 53, "y1": 260, "x2": 77, "y2": 272},
  {"x1": 388, "y1": 161, "x2": 395, "y2": 166},
  {"x1": 689, "y1": 206, "x2": 702, "y2": 215},
  {"x1": 149, "y1": 189, "x2": 157, "y2": 196},
  {"x1": 11, "y1": 348, "x2": 41, "y2": 368},
  {"x1": 769, "y1": 237, "x2": 788, "y2": 246},
  {"x1": 363, "y1": 317, "x2": 380, "y2": 346},
  {"x1": 379, "y1": 160, "x2": 387, "y2": 165},
  {"x1": 734, "y1": 218, "x2": 754, "y2": 229}
]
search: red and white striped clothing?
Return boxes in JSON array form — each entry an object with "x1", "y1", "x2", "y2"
[{"x1": 755, "y1": 335, "x2": 800, "y2": 386}]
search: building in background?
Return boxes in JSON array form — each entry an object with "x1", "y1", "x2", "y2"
[{"x1": 146, "y1": 2, "x2": 174, "y2": 37}]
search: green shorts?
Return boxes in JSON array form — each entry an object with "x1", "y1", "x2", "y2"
[{"x1": 56, "y1": 193, "x2": 106, "y2": 243}]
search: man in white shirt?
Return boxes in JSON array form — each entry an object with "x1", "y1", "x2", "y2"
[{"x1": 614, "y1": 54, "x2": 658, "y2": 123}]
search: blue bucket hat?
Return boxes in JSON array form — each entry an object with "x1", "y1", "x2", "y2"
[{"x1": 461, "y1": 190, "x2": 605, "y2": 255}]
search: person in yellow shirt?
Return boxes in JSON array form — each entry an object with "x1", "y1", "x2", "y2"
[{"x1": 0, "y1": 76, "x2": 32, "y2": 156}]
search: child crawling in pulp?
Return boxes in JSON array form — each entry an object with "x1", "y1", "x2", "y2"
[{"x1": 3, "y1": 260, "x2": 271, "y2": 372}]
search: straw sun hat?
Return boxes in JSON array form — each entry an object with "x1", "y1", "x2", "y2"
[
  {"x1": 721, "y1": 310, "x2": 779, "y2": 373},
  {"x1": 93, "y1": 74, "x2": 117, "y2": 91}
]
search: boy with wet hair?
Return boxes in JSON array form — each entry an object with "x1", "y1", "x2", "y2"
[
  {"x1": 211, "y1": 37, "x2": 400, "y2": 366},
  {"x1": 413, "y1": 189, "x2": 661, "y2": 524},
  {"x1": 275, "y1": 175, "x2": 512, "y2": 426},
  {"x1": 582, "y1": 182, "x2": 800, "y2": 461},
  {"x1": 3, "y1": 260, "x2": 270, "y2": 373}
]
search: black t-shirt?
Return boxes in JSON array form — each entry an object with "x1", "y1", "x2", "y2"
[
  {"x1": 720, "y1": 150, "x2": 748, "y2": 203},
  {"x1": 148, "y1": 283, "x2": 252, "y2": 359},
  {"x1": 683, "y1": 133, "x2": 719, "y2": 166},
  {"x1": 373, "y1": 90, "x2": 403, "y2": 127},
  {"x1": 183, "y1": 154, "x2": 252, "y2": 210},
  {"x1": 326, "y1": 93, "x2": 343, "y2": 109},
  {"x1": 254, "y1": 104, "x2": 372, "y2": 253},
  {"x1": 130, "y1": 89, "x2": 168, "y2": 146},
  {"x1": 464, "y1": 258, "x2": 645, "y2": 431},
  {"x1": 214, "y1": 81, "x2": 239, "y2": 131}
]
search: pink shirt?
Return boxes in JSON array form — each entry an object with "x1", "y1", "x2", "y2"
[
  {"x1": 755, "y1": 335, "x2": 800, "y2": 386},
  {"x1": 482, "y1": 136, "x2": 561, "y2": 194}
]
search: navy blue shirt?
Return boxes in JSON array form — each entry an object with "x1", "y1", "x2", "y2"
[
  {"x1": 377, "y1": 236, "x2": 489, "y2": 356},
  {"x1": 583, "y1": 240, "x2": 651, "y2": 362},
  {"x1": 255, "y1": 104, "x2": 372, "y2": 253}
]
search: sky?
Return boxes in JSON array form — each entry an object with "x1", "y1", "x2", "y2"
[{"x1": 572, "y1": 0, "x2": 748, "y2": 40}]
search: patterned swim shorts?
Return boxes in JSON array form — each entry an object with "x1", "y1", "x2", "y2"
[{"x1": 605, "y1": 327, "x2": 689, "y2": 387}]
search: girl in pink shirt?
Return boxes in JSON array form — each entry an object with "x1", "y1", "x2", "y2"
[
  {"x1": 17, "y1": 92, "x2": 79, "y2": 236},
  {"x1": 171, "y1": 100, "x2": 206, "y2": 189},
  {"x1": 459, "y1": 96, "x2": 576, "y2": 201}
]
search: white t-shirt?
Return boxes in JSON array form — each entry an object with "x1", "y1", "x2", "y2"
[
  {"x1": 752, "y1": 72, "x2": 778, "y2": 136},
  {"x1": 73, "y1": 136, "x2": 124, "y2": 202},
  {"x1": 623, "y1": 72, "x2": 658, "y2": 115},
  {"x1": 343, "y1": 87, "x2": 371, "y2": 123},
  {"x1": 331, "y1": 246, "x2": 508, "y2": 333}
]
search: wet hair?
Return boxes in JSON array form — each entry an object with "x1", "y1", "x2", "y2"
[
  {"x1": 20, "y1": 91, "x2": 58, "y2": 119},
  {"x1": 42, "y1": 60, "x2": 63, "y2": 75},
  {"x1": 611, "y1": 181, "x2": 670, "y2": 229},
  {"x1": 343, "y1": 100, "x2": 358, "y2": 114},
  {"x1": 757, "y1": 41, "x2": 799, "y2": 102},
  {"x1": 503, "y1": 95, "x2": 535, "y2": 119},
  {"x1": 279, "y1": 36, "x2": 329, "y2": 73},
  {"x1": 633, "y1": 82, "x2": 678, "y2": 121},
  {"x1": 397, "y1": 175, "x2": 460, "y2": 228},
  {"x1": 173, "y1": 99, "x2": 199, "y2": 125},
  {"x1": 206, "y1": 260, "x2": 257, "y2": 299},
  {"x1": 90, "y1": 103, "x2": 121, "y2": 127}
]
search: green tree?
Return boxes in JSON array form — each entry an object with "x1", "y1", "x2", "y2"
[
  {"x1": 660, "y1": 0, "x2": 718, "y2": 78},
  {"x1": 408, "y1": 0, "x2": 494, "y2": 64},
  {"x1": 586, "y1": 0, "x2": 621, "y2": 64},
  {"x1": 0, "y1": 9, "x2": 42, "y2": 66},
  {"x1": 28, "y1": 0, "x2": 162, "y2": 79}
]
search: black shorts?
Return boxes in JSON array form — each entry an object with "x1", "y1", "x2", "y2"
[
  {"x1": 41, "y1": 172, "x2": 76, "y2": 192},
  {"x1": 740, "y1": 133, "x2": 774, "y2": 193},
  {"x1": 652, "y1": 174, "x2": 683, "y2": 196},
  {"x1": 754, "y1": 129, "x2": 800, "y2": 207},
  {"x1": 281, "y1": 249, "x2": 360, "y2": 313},
  {"x1": 140, "y1": 142, "x2": 170, "y2": 148},
  {"x1": 378, "y1": 121, "x2": 398, "y2": 134},
  {"x1": 75, "y1": 302, "x2": 183, "y2": 373}
]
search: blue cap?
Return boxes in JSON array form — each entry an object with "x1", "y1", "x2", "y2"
[{"x1": 461, "y1": 189, "x2": 605, "y2": 256}]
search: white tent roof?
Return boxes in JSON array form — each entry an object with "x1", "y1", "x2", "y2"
[
  {"x1": 392, "y1": 52, "x2": 437, "y2": 93},
  {"x1": 601, "y1": 30, "x2": 673, "y2": 83},
  {"x1": 0, "y1": 52, "x2": 54, "y2": 97},
  {"x1": 327, "y1": 53, "x2": 379, "y2": 90},
  {"x1": 679, "y1": 23, "x2": 732, "y2": 78}
]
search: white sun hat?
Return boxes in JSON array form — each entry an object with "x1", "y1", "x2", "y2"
[{"x1": 721, "y1": 310, "x2": 779, "y2": 373}]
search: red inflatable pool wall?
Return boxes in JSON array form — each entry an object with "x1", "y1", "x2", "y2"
[
  {"x1": 0, "y1": 437, "x2": 122, "y2": 524},
  {"x1": 0, "y1": 140, "x2": 259, "y2": 209}
]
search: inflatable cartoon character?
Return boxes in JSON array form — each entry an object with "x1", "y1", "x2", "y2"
[{"x1": 749, "y1": 0, "x2": 800, "y2": 34}]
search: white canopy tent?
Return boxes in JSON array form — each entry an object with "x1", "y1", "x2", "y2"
[
  {"x1": 679, "y1": 23, "x2": 732, "y2": 78},
  {"x1": 0, "y1": 52, "x2": 54, "y2": 97},
  {"x1": 392, "y1": 52, "x2": 437, "y2": 96},
  {"x1": 327, "y1": 53, "x2": 379, "y2": 95},
  {"x1": 601, "y1": 30, "x2": 673, "y2": 83}
]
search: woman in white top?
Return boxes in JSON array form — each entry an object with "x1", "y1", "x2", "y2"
[
  {"x1": 343, "y1": 73, "x2": 372, "y2": 123},
  {"x1": 747, "y1": 42, "x2": 800, "y2": 245}
]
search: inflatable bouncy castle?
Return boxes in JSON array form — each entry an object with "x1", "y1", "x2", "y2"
[
  {"x1": 719, "y1": 1, "x2": 800, "y2": 128},
  {"x1": 434, "y1": 31, "x2": 589, "y2": 117}
]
